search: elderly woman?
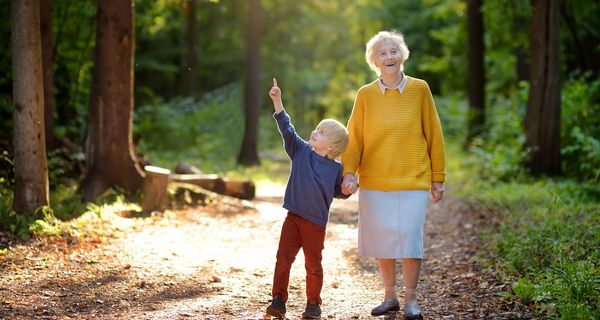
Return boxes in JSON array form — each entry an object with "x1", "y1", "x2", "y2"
[{"x1": 341, "y1": 31, "x2": 446, "y2": 319}]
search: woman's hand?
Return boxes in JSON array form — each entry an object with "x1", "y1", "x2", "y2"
[
  {"x1": 430, "y1": 182, "x2": 445, "y2": 203},
  {"x1": 341, "y1": 173, "x2": 358, "y2": 195}
]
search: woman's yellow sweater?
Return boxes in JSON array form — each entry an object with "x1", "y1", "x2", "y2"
[{"x1": 341, "y1": 77, "x2": 446, "y2": 191}]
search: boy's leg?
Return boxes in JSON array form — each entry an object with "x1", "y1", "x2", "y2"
[
  {"x1": 272, "y1": 213, "x2": 302, "y2": 303},
  {"x1": 296, "y1": 216, "x2": 326, "y2": 305}
]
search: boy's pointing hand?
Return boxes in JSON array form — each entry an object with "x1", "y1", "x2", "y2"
[
  {"x1": 269, "y1": 77, "x2": 281, "y2": 100},
  {"x1": 269, "y1": 77, "x2": 283, "y2": 113}
]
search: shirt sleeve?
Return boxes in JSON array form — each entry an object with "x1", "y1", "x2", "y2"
[
  {"x1": 274, "y1": 110, "x2": 307, "y2": 159},
  {"x1": 334, "y1": 167, "x2": 351, "y2": 199},
  {"x1": 421, "y1": 82, "x2": 446, "y2": 183},
  {"x1": 340, "y1": 90, "x2": 365, "y2": 176}
]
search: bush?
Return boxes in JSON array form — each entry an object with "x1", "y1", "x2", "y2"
[
  {"x1": 561, "y1": 74, "x2": 600, "y2": 185},
  {"x1": 467, "y1": 82, "x2": 530, "y2": 182},
  {"x1": 134, "y1": 83, "x2": 245, "y2": 171}
]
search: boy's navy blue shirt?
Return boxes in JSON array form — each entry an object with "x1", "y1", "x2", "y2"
[{"x1": 274, "y1": 110, "x2": 349, "y2": 228}]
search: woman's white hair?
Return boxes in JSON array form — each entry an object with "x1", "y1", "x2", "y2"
[{"x1": 365, "y1": 31, "x2": 410, "y2": 75}]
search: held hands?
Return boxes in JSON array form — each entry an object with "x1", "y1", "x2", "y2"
[
  {"x1": 269, "y1": 77, "x2": 283, "y2": 113},
  {"x1": 341, "y1": 173, "x2": 359, "y2": 195},
  {"x1": 430, "y1": 182, "x2": 445, "y2": 203}
]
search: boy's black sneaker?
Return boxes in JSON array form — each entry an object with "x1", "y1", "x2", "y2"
[
  {"x1": 301, "y1": 300, "x2": 321, "y2": 319},
  {"x1": 266, "y1": 295, "x2": 286, "y2": 318}
]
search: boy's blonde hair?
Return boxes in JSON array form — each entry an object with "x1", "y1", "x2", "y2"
[
  {"x1": 318, "y1": 119, "x2": 349, "y2": 160},
  {"x1": 365, "y1": 30, "x2": 410, "y2": 76}
]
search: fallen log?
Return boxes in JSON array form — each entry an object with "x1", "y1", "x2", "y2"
[
  {"x1": 174, "y1": 161, "x2": 203, "y2": 174},
  {"x1": 141, "y1": 165, "x2": 171, "y2": 212},
  {"x1": 169, "y1": 173, "x2": 226, "y2": 194},
  {"x1": 169, "y1": 182, "x2": 256, "y2": 212},
  {"x1": 170, "y1": 182, "x2": 208, "y2": 207},
  {"x1": 223, "y1": 179, "x2": 255, "y2": 200},
  {"x1": 173, "y1": 161, "x2": 256, "y2": 200}
]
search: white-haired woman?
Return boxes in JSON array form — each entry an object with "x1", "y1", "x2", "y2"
[{"x1": 340, "y1": 31, "x2": 446, "y2": 319}]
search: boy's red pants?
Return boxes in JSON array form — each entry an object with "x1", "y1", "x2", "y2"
[{"x1": 271, "y1": 212, "x2": 326, "y2": 304}]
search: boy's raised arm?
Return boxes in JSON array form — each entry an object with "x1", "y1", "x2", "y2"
[{"x1": 269, "y1": 77, "x2": 284, "y2": 114}]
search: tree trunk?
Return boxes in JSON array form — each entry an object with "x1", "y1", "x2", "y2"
[
  {"x1": 40, "y1": 0, "x2": 55, "y2": 150},
  {"x1": 185, "y1": 0, "x2": 197, "y2": 98},
  {"x1": 466, "y1": 0, "x2": 485, "y2": 146},
  {"x1": 238, "y1": 0, "x2": 261, "y2": 165},
  {"x1": 11, "y1": 0, "x2": 50, "y2": 215},
  {"x1": 80, "y1": 0, "x2": 144, "y2": 200},
  {"x1": 526, "y1": 0, "x2": 561, "y2": 175}
]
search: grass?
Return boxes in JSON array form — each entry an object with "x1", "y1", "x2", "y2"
[{"x1": 447, "y1": 143, "x2": 600, "y2": 319}]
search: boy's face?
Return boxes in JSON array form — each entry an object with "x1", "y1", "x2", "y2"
[
  {"x1": 374, "y1": 39, "x2": 402, "y2": 76},
  {"x1": 309, "y1": 125, "x2": 333, "y2": 154}
]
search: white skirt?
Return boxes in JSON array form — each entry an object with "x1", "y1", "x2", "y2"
[{"x1": 358, "y1": 189, "x2": 429, "y2": 259}]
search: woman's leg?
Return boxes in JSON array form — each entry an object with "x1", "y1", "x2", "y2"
[
  {"x1": 377, "y1": 258, "x2": 397, "y2": 299},
  {"x1": 401, "y1": 258, "x2": 421, "y2": 303}
]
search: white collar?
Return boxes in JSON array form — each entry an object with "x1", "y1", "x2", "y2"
[{"x1": 378, "y1": 72, "x2": 408, "y2": 94}]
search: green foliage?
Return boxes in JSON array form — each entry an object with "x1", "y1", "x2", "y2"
[
  {"x1": 482, "y1": 0, "x2": 531, "y2": 95},
  {"x1": 52, "y1": 0, "x2": 96, "y2": 143},
  {"x1": 467, "y1": 83, "x2": 530, "y2": 182},
  {"x1": 134, "y1": 83, "x2": 245, "y2": 171},
  {"x1": 435, "y1": 93, "x2": 468, "y2": 143},
  {"x1": 450, "y1": 144, "x2": 600, "y2": 319},
  {"x1": 561, "y1": 75, "x2": 600, "y2": 185}
]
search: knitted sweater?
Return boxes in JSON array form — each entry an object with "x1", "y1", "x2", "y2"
[
  {"x1": 340, "y1": 77, "x2": 446, "y2": 191},
  {"x1": 274, "y1": 110, "x2": 349, "y2": 228}
]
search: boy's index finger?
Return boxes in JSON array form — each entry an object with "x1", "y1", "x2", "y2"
[{"x1": 273, "y1": 78, "x2": 278, "y2": 87}]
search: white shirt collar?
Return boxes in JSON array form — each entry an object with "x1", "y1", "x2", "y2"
[{"x1": 378, "y1": 72, "x2": 408, "y2": 94}]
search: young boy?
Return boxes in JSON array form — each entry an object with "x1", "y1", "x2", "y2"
[{"x1": 266, "y1": 78, "x2": 350, "y2": 319}]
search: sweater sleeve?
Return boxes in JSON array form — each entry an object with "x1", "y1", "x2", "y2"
[
  {"x1": 274, "y1": 110, "x2": 306, "y2": 159},
  {"x1": 340, "y1": 90, "x2": 365, "y2": 176},
  {"x1": 334, "y1": 167, "x2": 351, "y2": 199},
  {"x1": 421, "y1": 82, "x2": 446, "y2": 183}
]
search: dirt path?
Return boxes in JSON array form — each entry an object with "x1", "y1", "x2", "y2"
[{"x1": 0, "y1": 185, "x2": 520, "y2": 319}]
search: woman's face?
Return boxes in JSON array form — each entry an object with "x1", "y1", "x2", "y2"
[{"x1": 374, "y1": 39, "x2": 402, "y2": 76}]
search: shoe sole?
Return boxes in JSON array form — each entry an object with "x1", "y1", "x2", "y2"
[
  {"x1": 371, "y1": 306, "x2": 400, "y2": 316},
  {"x1": 404, "y1": 314, "x2": 423, "y2": 320},
  {"x1": 265, "y1": 307, "x2": 285, "y2": 318}
]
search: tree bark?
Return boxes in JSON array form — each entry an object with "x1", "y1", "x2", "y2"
[
  {"x1": 169, "y1": 173, "x2": 226, "y2": 194},
  {"x1": 40, "y1": 0, "x2": 55, "y2": 150},
  {"x1": 466, "y1": 0, "x2": 485, "y2": 146},
  {"x1": 174, "y1": 161, "x2": 255, "y2": 199},
  {"x1": 184, "y1": 0, "x2": 197, "y2": 98},
  {"x1": 11, "y1": 0, "x2": 50, "y2": 215},
  {"x1": 141, "y1": 166, "x2": 170, "y2": 212},
  {"x1": 526, "y1": 0, "x2": 561, "y2": 175},
  {"x1": 79, "y1": 0, "x2": 144, "y2": 200},
  {"x1": 238, "y1": 0, "x2": 261, "y2": 165},
  {"x1": 174, "y1": 161, "x2": 203, "y2": 175},
  {"x1": 223, "y1": 179, "x2": 255, "y2": 200}
]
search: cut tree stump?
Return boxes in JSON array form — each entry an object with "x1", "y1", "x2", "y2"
[{"x1": 141, "y1": 165, "x2": 171, "y2": 212}]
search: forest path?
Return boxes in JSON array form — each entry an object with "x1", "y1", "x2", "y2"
[{"x1": 0, "y1": 184, "x2": 520, "y2": 319}]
